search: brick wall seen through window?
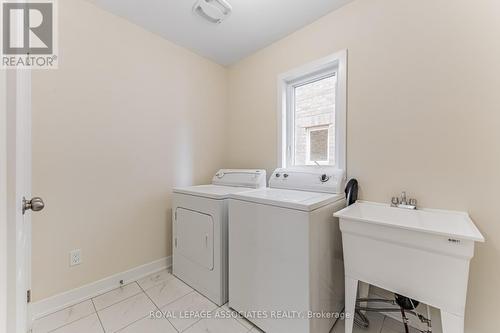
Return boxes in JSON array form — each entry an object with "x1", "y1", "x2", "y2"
[{"x1": 294, "y1": 75, "x2": 336, "y2": 165}]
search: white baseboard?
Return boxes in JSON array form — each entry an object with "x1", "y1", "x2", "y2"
[{"x1": 30, "y1": 256, "x2": 171, "y2": 321}]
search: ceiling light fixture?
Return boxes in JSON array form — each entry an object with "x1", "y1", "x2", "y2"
[{"x1": 193, "y1": 0, "x2": 232, "y2": 24}]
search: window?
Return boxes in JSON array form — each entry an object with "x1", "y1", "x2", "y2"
[
  {"x1": 278, "y1": 50, "x2": 347, "y2": 170},
  {"x1": 294, "y1": 75, "x2": 336, "y2": 166}
]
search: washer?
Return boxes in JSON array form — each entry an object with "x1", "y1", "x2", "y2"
[
  {"x1": 172, "y1": 169, "x2": 266, "y2": 306},
  {"x1": 228, "y1": 168, "x2": 346, "y2": 333}
]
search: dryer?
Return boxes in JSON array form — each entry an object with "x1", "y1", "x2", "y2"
[
  {"x1": 228, "y1": 168, "x2": 346, "y2": 333},
  {"x1": 172, "y1": 169, "x2": 266, "y2": 306}
]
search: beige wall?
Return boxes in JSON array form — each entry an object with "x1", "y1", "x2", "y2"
[
  {"x1": 31, "y1": 0, "x2": 228, "y2": 301},
  {"x1": 226, "y1": 0, "x2": 500, "y2": 332}
]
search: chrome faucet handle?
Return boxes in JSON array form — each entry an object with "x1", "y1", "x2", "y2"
[
  {"x1": 409, "y1": 198, "x2": 417, "y2": 207},
  {"x1": 391, "y1": 197, "x2": 399, "y2": 207},
  {"x1": 400, "y1": 191, "x2": 407, "y2": 205}
]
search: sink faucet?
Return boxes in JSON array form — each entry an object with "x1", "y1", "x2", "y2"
[{"x1": 391, "y1": 192, "x2": 417, "y2": 210}]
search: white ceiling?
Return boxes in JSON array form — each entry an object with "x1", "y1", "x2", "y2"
[{"x1": 87, "y1": 0, "x2": 354, "y2": 66}]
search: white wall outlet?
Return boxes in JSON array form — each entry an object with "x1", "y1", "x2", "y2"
[{"x1": 70, "y1": 249, "x2": 82, "y2": 266}]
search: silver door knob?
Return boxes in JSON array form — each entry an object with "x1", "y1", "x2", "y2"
[{"x1": 22, "y1": 197, "x2": 45, "y2": 214}]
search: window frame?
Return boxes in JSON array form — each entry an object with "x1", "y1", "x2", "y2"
[
  {"x1": 305, "y1": 125, "x2": 331, "y2": 165},
  {"x1": 277, "y1": 49, "x2": 347, "y2": 171}
]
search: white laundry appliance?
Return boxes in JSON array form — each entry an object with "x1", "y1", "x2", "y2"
[
  {"x1": 228, "y1": 168, "x2": 347, "y2": 333},
  {"x1": 172, "y1": 169, "x2": 266, "y2": 306}
]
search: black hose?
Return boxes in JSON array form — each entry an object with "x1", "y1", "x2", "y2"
[
  {"x1": 345, "y1": 179, "x2": 358, "y2": 206},
  {"x1": 400, "y1": 307, "x2": 410, "y2": 333}
]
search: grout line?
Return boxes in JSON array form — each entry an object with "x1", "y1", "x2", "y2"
[
  {"x1": 34, "y1": 298, "x2": 95, "y2": 321},
  {"x1": 37, "y1": 281, "x2": 142, "y2": 322},
  {"x1": 136, "y1": 279, "x2": 180, "y2": 333},
  {"x1": 44, "y1": 313, "x2": 98, "y2": 333},
  {"x1": 91, "y1": 298, "x2": 106, "y2": 333},
  {"x1": 43, "y1": 271, "x2": 247, "y2": 333},
  {"x1": 107, "y1": 282, "x2": 165, "y2": 333},
  {"x1": 176, "y1": 293, "x2": 221, "y2": 333},
  {"x1": 137, "y1": 269, "x2": 176, "y2": 292},
  {"x1": 181, "y1": 303, "x2": 251, "y2": 333},
  {"x1": 180, "y1": 301, "x2": 222, "y2": 333},
  {"x1": 36, "y1": 272, "x2": 172, "y2": 332},
  {"x1": 93, "y1": 283, "x2": 144, "y2": 312},
  {"x1": 99, "y1": 292, "x2": 158, "y2": 333},
  {"x1": 38, "y1": 300, "x2": 97, "y2": 333},
  {"x1": 94, "y1": 287, "x2": 151, "y2": 332},
  {"x1": 113, "y1": 313, "x2": 154, "y2": 333},
  {"x1": 180, "y1": 318, "x2": 201, "y2": 332},
  {"x1": 219, "y1": 305, "x2": 254, "y2": 331},
  {"x1": 136, "y1": 281, "x2": 161, "y2": 311},
  {"x1": 146, "y1": 286, "x2": 194, "y2": 311}
]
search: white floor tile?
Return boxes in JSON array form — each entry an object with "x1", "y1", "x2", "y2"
[
  {"x1": 50, "y1": 314, "x2": 104, "y2": 333},
  {"x1": 331, "y1": 311, "x2": 385, "y2": 333},
  {"x1": 93, "y1": 283, "x2": 142, "y2": 311},
  {"x1": 183, "y1": 307, "x2": 249, "y2": 333},
  {"x1": 117, "y1": 315, "x2": 177, "y2": 333},
  {"x1": 145, "y1": 277, "x2": 193, "y2": 308},
  {"x1": 221, "y1": 304, "x2": 254, "y2": 330},
  {"x1": 137, "y1": 269, "x2": 175, "y2": 290},
  {"x1": 32, "y1": 300, "x2": 95, "y2": 333},
  {"x1": 161, "y1": 291, "x2": 218, "y2": 331},
  {"x1": 183, "y1": 316, "x2": 249, "y2": 333},
  {"x1": 98, "y1": 292, "x2": 156, "y2": 333}
]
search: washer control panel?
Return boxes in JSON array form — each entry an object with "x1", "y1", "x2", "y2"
[{"x1": 270, "y1": 168, "x2": 345, "y2": 194}]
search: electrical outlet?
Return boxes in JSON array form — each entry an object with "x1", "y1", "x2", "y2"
[{"x1": 70, "y1": 249, "x2": 82, "y2": 266}]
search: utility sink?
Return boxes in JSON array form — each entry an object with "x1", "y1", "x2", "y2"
[
  {"x1": 334, "y1": 201, "x2": 484, "y2": 333},
  {"x1": 336, "y1": 201, "x2": 484, "y2": 242}
]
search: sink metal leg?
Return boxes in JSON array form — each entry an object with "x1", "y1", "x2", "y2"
[
  {"x1": 441, "y1": 311, "x2": 464, "y2": 333},
  {"x1": 345, "y1": 276, "x2": 358, "y2": 333},
  {"x1": 358, "y1": 281, "x2": 370, "y2": 314}
]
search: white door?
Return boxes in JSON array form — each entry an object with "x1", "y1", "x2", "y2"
[
  {"x1": 1, "y1": 61, "x2": 8, "y2": 333},
  {"x1": 15, "y1": 68, "x2": 34, "y2": 333},
  {"x1": 3, "y1": 68, "x2": 38, "y2": 333}
]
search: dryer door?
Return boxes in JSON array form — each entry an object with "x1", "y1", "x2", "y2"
[{"x1": 175, "y1": 208, "x2": 214, "y2": 270}]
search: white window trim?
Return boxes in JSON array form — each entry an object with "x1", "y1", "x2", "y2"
[
  {"x1": 306, "y1": 125, "x2": 330, "y2": 165},
  {"x1": 277, "y1": 49, "x2": 347, "y2": 171}
]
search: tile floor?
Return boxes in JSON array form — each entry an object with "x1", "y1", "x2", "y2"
[{"x1": 32, "y1": 269, "x2": 419, "y2": 333}]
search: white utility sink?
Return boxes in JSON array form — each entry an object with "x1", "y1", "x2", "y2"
[{"x1": 334, "y1": 201, "x2": 484, "y2": 333}]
